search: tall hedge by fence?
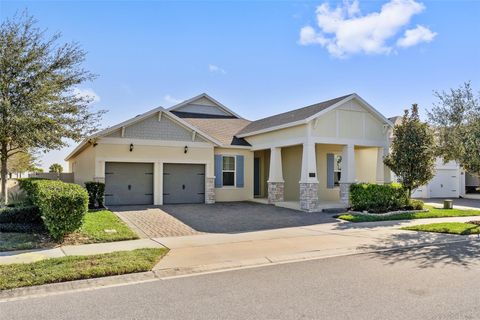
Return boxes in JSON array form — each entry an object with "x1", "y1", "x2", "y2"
[
  {"x1": 19, "y1": 178, "x2": 89, "y2": 240},
  {"x1": 350, "y1": 183, "x2": 409, "y2": 213}
]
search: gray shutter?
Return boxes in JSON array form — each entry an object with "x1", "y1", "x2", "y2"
[
  {"x1": 327, "y1": 153, "x2": 334, "y2": 189},
  {"x1": 215, "y1": 155, "x2": 222, "y2": 188},
  {"x1": 236, "y1": 155, "x2": 244, "y2": 188}
]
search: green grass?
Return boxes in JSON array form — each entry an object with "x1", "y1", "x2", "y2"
[
  {"x1": 0, "y1": 232, "x2": 48, "y2": 251},
  {"x1": 68, "y1": 210, "x2": 139, "y2": 244},
  {"x1": 0, "y1": 248, "x2": 168, "y2": 290},
  {"x1": 338, "y1": 205, "x2": 480, "y2": 223},
  {"x1": 402, "y1": 222, "x2": 480, "y2": 235}
]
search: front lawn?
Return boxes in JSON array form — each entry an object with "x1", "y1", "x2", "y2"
[
  {"x1": 65, "y1": 210, "x2": 139, "y2": 244},
  {"x1": 402, "y1": 222, "x2": 480, "y2": 235},
  {"x1": 338, "y1": 206, "x2": 480, "y2": 223},
  {"x1": 0, "y1": 232, "x2": 51, "y2": 251},
  {"x1": 0, "y1": 210, "x2": 138, "y2": 251},
  {"x1": 0, "y1": 248, "x2": 168, "y2": 290}
]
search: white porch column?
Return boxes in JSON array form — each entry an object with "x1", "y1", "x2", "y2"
[
  {"x1": 340, "y1": 144, "x2": 355, "y2": 206},
  {"x1": 299, "y1": 123, "x2": 319, "y2": 211},
  {"x1": 267, "y1": 147, "x2": 284, "y2": 203}
]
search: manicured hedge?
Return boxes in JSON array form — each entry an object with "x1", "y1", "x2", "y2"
[
  {"x1": 85, "y1": 181, "x2": 105, "y2": 209},
  {"x1": 350, "y1": 183, "x2": 409, "y2": 213},
  {"x1": 19, "y1": 179, "x2": 89, "y2": 240},
  {"x1": 0, "y1": 205, "x2": 41, "y2": 224}
]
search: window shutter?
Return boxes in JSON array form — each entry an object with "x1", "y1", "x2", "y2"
[
  {"x1": 215, "y1": 155, "x2": 223, "y2": 188},
  {"x1": 236, "y1": 155, "x2": 244, "y2": 188},
  {"x1": 327, "y1": 153, "x2": 334, "y2": 189}
]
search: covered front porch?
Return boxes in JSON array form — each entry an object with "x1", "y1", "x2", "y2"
[{"x1": 252, "y1": 142, "x2": 391, "y2": 212}]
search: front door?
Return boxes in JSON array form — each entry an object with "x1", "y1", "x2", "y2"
[{"x1": 254, "y1": 157, "x2": 260, "y2": 196}]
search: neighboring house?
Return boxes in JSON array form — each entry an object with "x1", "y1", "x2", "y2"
[
  {"x1": 66, "y1": 93, "x2": 392, "y2": 211},
  {"x1": 388, "y1": 116, "x2": 479, "y2": 198}
]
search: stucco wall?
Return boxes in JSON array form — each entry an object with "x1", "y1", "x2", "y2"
[
  {"x1": 69, "y1": 144, "x2": 96, "y2": 186},
  {"x1": 214, "y1": 147, "x2": 254, "y2": 202},
  {"x1": 282, "y1": 145, "x2": 302, "y2": 201},
  {"x1": 355, "y1": 147, "x2": 378, "y2": 183}
]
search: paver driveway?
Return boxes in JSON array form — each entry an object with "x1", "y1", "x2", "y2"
[
  {"x1": 112, "y1": 206, "x2": 201, "y2": 238},
  {"x1": 112, "y1": 202, "x2": 337, "y2": 237}
]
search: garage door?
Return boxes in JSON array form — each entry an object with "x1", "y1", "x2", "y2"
[
  {"x1": 105, "y1": 162, "x2": 154, "y2": 206},
  {"x1": 429, "y1": 169, "x2": 458, "y2": 198},
  {"x1": 163, "y1": 164, "x2": 205, "y2": 204}
]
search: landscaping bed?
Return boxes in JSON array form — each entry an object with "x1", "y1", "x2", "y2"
[
  {"x1": 402, "y1": 222, "x2": 480, "y2": 235},
  {"x1": 0, "y1": 248, "x2": 168, "y2": 290},
  {"x1": 338, "y1": 206, "x2": 480, "y2": 223}
]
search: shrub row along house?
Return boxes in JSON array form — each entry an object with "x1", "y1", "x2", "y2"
[{"x1": 66, "y1": 93, "x2": 393, "y2": 212}]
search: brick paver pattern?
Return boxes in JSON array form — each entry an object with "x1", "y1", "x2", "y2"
[{"x1": 114, "y1": 207, "x2": 202, "y2": 238}]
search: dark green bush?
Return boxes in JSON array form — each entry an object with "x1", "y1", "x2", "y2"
[
  {"x1": 0, "y1": 205, "x2": 41, "y2": 224},
  {"x1": 84, "y1": 181, "x2": 105, "y2": 209},
  {"x1": 21, "y1": 180, "x2": 88, "y2": 240},
  {"x1": 350, "y1": 183, "x2": 409, "y2": 213},
  {"x1": 0, "y1": 222, "x2": 45, "y2": 233}
]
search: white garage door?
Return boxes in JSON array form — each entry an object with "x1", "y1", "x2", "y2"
[{"x1": 429, "y1": 169, "x2": 458, "y2": 198}]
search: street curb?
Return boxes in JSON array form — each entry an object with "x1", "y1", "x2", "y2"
[{"x1": 0, "y1": 271, "x2": 157, "y2": 302}]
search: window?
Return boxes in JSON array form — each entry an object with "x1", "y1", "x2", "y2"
[
  {"x1": 334, "y1": 154, "x2": 342, "y2": 187},
  {"x1": 222, "y1": 156, "x2": 235, "y2": 186}
]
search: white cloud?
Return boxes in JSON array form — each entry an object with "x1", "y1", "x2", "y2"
[
  {"x1": 163, "y1": 94, "x2": 182, "y2": 104},
  {"x1": 208, "y1": 64, "x2": 227, "y2": 74},
  {"x1": 73, "y1": 88, "x2": 100, "y2": 103},
  {"x1": 299, "y1": 0, "x2": 435, "y2": 58},
  {"x1": 397, "y1": 25, "x2": 437, "y2": 47}
]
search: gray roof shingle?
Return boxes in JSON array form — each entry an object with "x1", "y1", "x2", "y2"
[{"x1": 236, "y1": 94, "x2": 353, "y2": 136}]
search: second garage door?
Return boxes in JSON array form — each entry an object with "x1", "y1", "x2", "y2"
[{"x1": 163, "y1": 164, "x2": 205, "y2": 204}]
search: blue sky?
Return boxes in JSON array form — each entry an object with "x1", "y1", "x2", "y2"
[{"x1": 1, "y1": 0, "x2": 479, "y2": 170}]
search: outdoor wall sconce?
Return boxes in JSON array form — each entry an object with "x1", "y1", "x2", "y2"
[
  {"x1": 129, "y1": 143, "x2": 134, "y2": 152},
  {"x1": 184, "y1": 145, "x2": 188, "y2": 154}
]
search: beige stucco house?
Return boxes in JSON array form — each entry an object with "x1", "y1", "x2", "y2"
[{"x1": 66, "y1": 93, "x2": 393, "y2": 212}]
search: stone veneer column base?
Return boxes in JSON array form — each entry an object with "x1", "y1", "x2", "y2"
[
  {"x1": 268, "y1": 182, "x2": 284, "y2": 204},
  {"x1": 300, "y1": 182, "x2": 319, "y2": 212},
  {"x1": 339, "y1": 182, "x2": 352, "y2": 207},
  {"x1": 205, "y1": 177, "x2": 215, "y2": 204}
]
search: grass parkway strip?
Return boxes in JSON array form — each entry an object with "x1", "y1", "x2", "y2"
[{"x1": 0, "y1": 248, "x2": 168, "y2": 290}]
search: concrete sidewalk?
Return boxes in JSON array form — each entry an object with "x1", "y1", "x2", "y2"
[
  {"x1": 152, "y1": 215, "x2": 480, "y2": 276},
  {"x1": 1, "y1": 215, "x2": 479, "y2": 270}
]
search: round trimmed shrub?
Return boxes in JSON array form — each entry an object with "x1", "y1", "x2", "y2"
[
  {"x1": 25, "y1": 180, "x2": 88, "y2": 240},
  {"x1": 350, "y1": 183, "x2": 409, "y2": 213}
]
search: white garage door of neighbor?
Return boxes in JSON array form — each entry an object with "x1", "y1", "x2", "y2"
[{"x1": 429, "y1": 169, "x2": 458, "y2": 198}]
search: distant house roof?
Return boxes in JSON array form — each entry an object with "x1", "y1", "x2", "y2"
[
  {"x1": 172, "y1": 111, "x2": 251, "y2": 146},
  {"x1": 388, "y1": 116, "x2": 402, "y2": 125},
  {"x1": 236, "y1": 94, "x2": 353, "y2": 137}
]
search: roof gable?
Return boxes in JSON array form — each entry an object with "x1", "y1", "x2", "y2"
[
  {"x1": 168, "y1": 93, "x2": 242, "y2": 118},
  {"x1": 236, "y1": 94, "x2": 393, "y2": 137}
]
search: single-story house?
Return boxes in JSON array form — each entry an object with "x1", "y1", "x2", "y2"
[
  {"x1": 66, "y1": 93, "x2": 393, "y2": 211},
  {"x1": 388, "y1": 116, "x2": 479, "y2": 198}
]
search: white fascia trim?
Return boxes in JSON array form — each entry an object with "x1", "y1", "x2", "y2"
[
  {"x1": 236, "y1": 120, "x2": 306, "y2": 138},
  {"x1": 167, "y1": 93, "x2": 243, "y2": 119},
  {"x1": 65, "y1": 139, "x2": 89, "y2": 161},
  {"x1": 215, "y1": 145, "x2": 252, "y2": 150},
  {"x1": 98, "y1": 137, "x2": 215, "y2": 148}
]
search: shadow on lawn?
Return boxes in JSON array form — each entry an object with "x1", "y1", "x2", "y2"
[{"x1": 361, "y1": 232, "x2": 480, "y2": 269}]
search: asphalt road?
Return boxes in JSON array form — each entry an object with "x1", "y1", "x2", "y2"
[{"x1": 2, "y1": 240, "x2": 480, "y2": 320}]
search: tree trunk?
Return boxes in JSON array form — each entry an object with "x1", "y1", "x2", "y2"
[
  {"x1": 407, "y1": 187, "x2": 412, "y2": 200},
  {"x1": 1, "y1": 144, "x2": 8, "y2": 205}
]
